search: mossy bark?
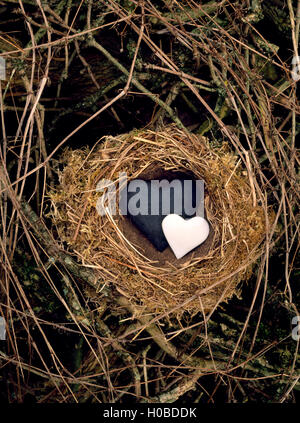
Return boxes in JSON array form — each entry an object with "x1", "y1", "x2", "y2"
[{"x1": 261, "y1": 0, "x2": 296, "y2": 40}]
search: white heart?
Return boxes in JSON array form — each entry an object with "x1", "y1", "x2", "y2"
[{"x1": 162, "y1": 214, "x2": 210, "y2": 259}]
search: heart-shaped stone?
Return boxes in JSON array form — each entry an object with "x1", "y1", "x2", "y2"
[
  {"x1": 121, "y1": 179, "x2": 202, "y2": 251},
  {"x1": 162, "y1": 214, "x2": 210, "y2": 259}
]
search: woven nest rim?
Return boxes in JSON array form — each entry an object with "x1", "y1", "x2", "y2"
[{"x1": 49, "y1": 126, "x2": 272, "y2": 316}]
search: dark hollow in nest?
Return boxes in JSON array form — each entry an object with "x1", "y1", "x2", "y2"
[{"x1": 120, "y1": 167, "x2": 214, "y2": 267}]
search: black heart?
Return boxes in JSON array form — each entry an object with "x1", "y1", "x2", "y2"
[{"x1": 120, "y1": 178, "x2": 201, "y2": 251}]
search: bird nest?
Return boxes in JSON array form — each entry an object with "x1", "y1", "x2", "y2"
[{"x1": 49, "y1": 126, "x2": 272, "y2": 316}]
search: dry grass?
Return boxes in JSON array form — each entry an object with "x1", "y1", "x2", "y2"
[
  {"x1": 49, "y1": 126, "x2": 273, "y2": 316},
  {"x1": 0, "y1": 0, "x2": 299, "y2": 403}
]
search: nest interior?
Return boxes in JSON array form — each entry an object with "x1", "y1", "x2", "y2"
[
  {"x1": 49, "y1": 126, "x2": 271, "y2": 315},
  {"x1": 119, "y1": 166, "x2": 215, "y2": 267}
]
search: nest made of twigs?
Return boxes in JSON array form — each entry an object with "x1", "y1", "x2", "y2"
[{"x1": 49, "y1": 126, "x2": 273, "y2": 316}]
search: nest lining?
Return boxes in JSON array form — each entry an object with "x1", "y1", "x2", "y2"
[{"x1": 49, "y1": 126, "x2": 271, "y2": 315}]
